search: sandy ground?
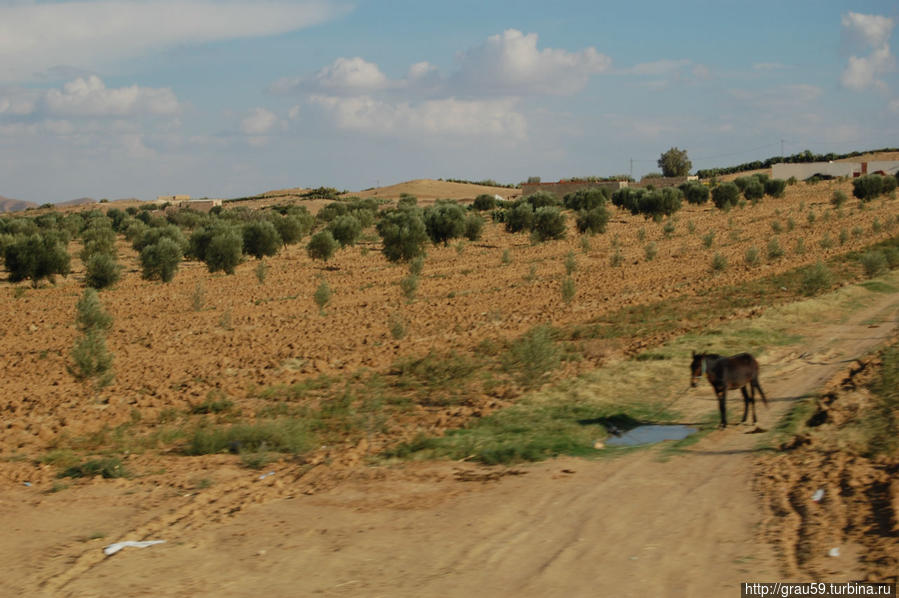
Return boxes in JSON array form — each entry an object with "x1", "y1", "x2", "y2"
[{"x1": 5, "y1": 278, "x2": 899, "y2": 597}]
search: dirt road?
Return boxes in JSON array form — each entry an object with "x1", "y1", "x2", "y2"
[{"x1": 6, "y1": 286, "x2": 899, "y2": 597}]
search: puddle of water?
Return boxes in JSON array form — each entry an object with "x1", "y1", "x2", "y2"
[{"x1": 604, "y1": 424, "x2": 696, "y2": 447}]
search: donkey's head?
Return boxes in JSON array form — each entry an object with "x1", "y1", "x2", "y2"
[{"x1": 689, "y1": 351, "x2": 707, "y2": 387}]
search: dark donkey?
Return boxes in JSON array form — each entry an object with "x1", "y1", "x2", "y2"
[{"x1": 690, "y1": 352, "x2": 768, "y2": 428}]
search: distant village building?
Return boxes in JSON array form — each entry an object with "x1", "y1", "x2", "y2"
[
  {"x1": 155, "y1": 194, "x2": 191, "y2": 204},
  {"x1": 772, "y1": 161, "x2": 899, "y2": 180},
  {"x1": 521, "y1": 174, "x2": 697, "y2": 198}
]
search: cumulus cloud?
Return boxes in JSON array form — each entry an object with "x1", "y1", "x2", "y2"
[
  {"x1": 840, "y1": 12, "x2": 895, "y2": 91},
  {"x1": 841, "y1": 45, "x2": 894, "y2": 91},
  {"x1": 241, "y1": 107, "x2": 278, "y2": 136},
  {"x1": 44, "y1": 76, "x2": 180, "y2": 116},
  {"x1": 0, "y1": 0, "x2": 349, "y2": 82},
  {"x1": 889, "y1": 98, "x2": 899, "y2": 113},
  {"x1": 452, "y1": 29, "x2": 611, "y2": 95},
  {"x1": 842, "y1": 12, "x2": 894, "y2": 48},
  {"x1": 309, "y1": 95, "x2": 526, "y2": 140}
]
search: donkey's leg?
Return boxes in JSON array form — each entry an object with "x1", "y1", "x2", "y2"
[
  {"x1": 717, "y1": 389, "x2": 727, "y2": 428},
  {"x1": 740, "y1": 386, "x2": 750, "y2": 423},
  {"x1": 752, "y1": 377, "x2": 767, "y2": 405}
]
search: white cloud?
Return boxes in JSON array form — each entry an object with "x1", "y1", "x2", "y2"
[
  {"x1": 309, "y1": 95, "x2": 526, "y2": 141},
  {"x1": 842, "y1": 12, "x2": 894, "y2": 48},
  {"x1": 408, "y1": 61, "x2": 437, "y2": 80},
  {"x1": 452, "y1": 29, "x2": 611, "y2": 95},
  {"x1": 0, "y1": 0, "x2": 348, "y2": 82},
  {"x1": 840, "y1": 12, "x2": 895, "y2": 92},
  {"x1": 240, "y1": 107, "x2": 278, "y2": 136},
  {"x1": 888, "y1": 98, "x2": 899, "y2": 113},
  {"x1": 841, "y1": 45, "x2": 894, "y2": 91},
  {"x1": 313, "y1": 57, "x2": 390, "y2": 93},
  {"x1": 44, "y1": 76, "x2": 180, "y2": 116}
]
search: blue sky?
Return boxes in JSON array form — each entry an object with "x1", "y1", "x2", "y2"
[{"x1": 0, "y1": 0, "x2": 897, "y2": 202}]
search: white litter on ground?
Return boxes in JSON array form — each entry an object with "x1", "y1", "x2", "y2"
[
  {"x1": 103, "y1": 540, "x2": 166, "y2": 556},
  {"x1": 812, "y1": 489, "x2": 824, "y2": 502}
]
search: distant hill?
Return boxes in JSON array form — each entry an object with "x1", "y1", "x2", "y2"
[
  {"x1": 57, "y1": 197, "x2": 96, "y2": 207},
  {"x1": 350, "y1": 179, "x2": 520, "y2": 202},
  {"x1": 0, "y1": 195, "x2": 38, "y2": 213}
]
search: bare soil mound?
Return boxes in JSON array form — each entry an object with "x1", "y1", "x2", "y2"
[{"x1": 756, "y1": 347, "x2": 899, "y2": 582}]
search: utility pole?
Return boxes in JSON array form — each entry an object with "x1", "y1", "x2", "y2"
[
  {"x1": 780, "y1": 139, "x2": 784, "y2": 157},
  {"x1": 629, "y1": 158, "x2": 633, "y2": 180}
]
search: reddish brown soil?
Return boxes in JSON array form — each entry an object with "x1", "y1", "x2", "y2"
[
  {"x1": 756, "y1": 347, "x2": 899, "y2": 583},
  {"x1": 3, "y1": 274, "x2": 898, "y2": 597},
  {"x1": 3, "y1": 178, "x2": 897, "y2": 463}
]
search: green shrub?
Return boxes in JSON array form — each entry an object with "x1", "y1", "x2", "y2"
[
  {"x1": 611, "y1": 187, "x2": 644, "y2": 213},
  {"x1": 502, "y1": 325, "x2": 560, "y2": 388},
  {"x1": 745, "y1": 247, "x2": 760, "y2": 267},
  {"x1": 472, "y1": 194, "x2": 497, "y2": 211},
  {"x1": 733, "y1": 176, "x2": 754, "y2": 192},
  {"x1": 376, "y1": 209, "x2": 429, "y2": 262},
  {"x1": 314, "y1": 278, "x2": 332, "y2": 312},
  {"x1": 69, "y1": 329, "x2": 114, "y2": 385},
  {"x1": 561, "y1": 276, "x2": 575, "y2": 304},
  {"x1": 743, "y1": 179, "x2": 765, "y2": 202},
  {"x1": 423, "y1": 203, "x2": 466, "y2": 246},
  {"x1": 852, "y1": 174, "x2": 884, "y2": 201},
  {"x1": 79, "y1": 221, "x2": 117, "y2": 262},
  {"x1": 860, "y1": 250, "x2": 888, "y2": 277},
  {"x1": 764, "y1": 178, "x2": 787, "y2": 198},
  {"x1": 409, "y1": 255, "x2": 424, "y2": 276},
  {"x1": 882, "y1": 174, "x2": 897, "y2": 194},
  {"x1": 271, "y1": 214, "x2": 310, "y2": 245},
  {"x1": 679, "y1": 182, "x2": 709, "y2": 205},
  {"x1": 644, "y1": 242, "x2": 658, "y2": 261},
  {"x1": 711, "y1": 183, "x2": 740, "y2": 210},
  {"x1": 637, "y1": 187, "x2": 683, "y2": 219},
  {"x1": 328, "y1": 214, "x2": 362, "y2": 248},
  {"x1": 204, "y1": 227, "x2": 243, "y2": 274},
  {"x1": 832, "y1": 190, "x2": 848, "y2": 208},
  {"x1": 60, "y1": 457, "x2": 128, "y2": 479},
  {"x1": 84, "y1": 253, "x2": 121, "y2": 290},
  {"x1": 76, "y1": 288, "x2": 112, "y2": 332},
  {"x1": 4, "y1": 234, "x2": 71, "y2": 287},
  {"x1": 306, "y1": 230, "x2": 338, "y2": 262},
  {"x1": 575, "y1": 205, "x2": 609, "y2": 235},
  {"x1": 710, "y1": 252, "x2": 727, "y2": 272},
  {"x1": 139, "y1": 237, "x2": 182, "y2": 282},
  {"x1": 767, "y1": 238, "x2": 784, "y2": 260},
  {"x1": 884, "y1": 246, "x2": 899, "y2": 269},
  {"x1": 400, "y1": 274, "x2": 419, "y2": 302},
  {"x1": 397, "y1": 194, "x2": 418, "y2": 209},
  {"x1": 662, "y1": 220, "x2": 675, "y2": 237},
  {"x1": 701, "y1": 231, "x2": 715, "y2": 248},
  {"x1": 132, "y1": 224, "x2": 186, "y2": 254},
  {"x1": 801, "y1": 261, "x2": 832, "y2": 296},
  {"x1": 525, "y1": 190, "x2": 560, "y2": 209},
  {"x1": 531, "y1": 206, "x2": 567, "y2": 242},
  {"x1": 185, "y1": 420, "x2": 311, "y2": 456},
  {"x1": 504, "y1": 202, "x2": 535, "y2": 233},
  {"x1": 563, "y1": 188, "x2": 607, "y2": 211},
  {"x1": 242, "y1": 220, "x2": 281, "y2": 259},
  {"x1": 463, "y1": 213, "x2": 484, "y2": 241}
]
